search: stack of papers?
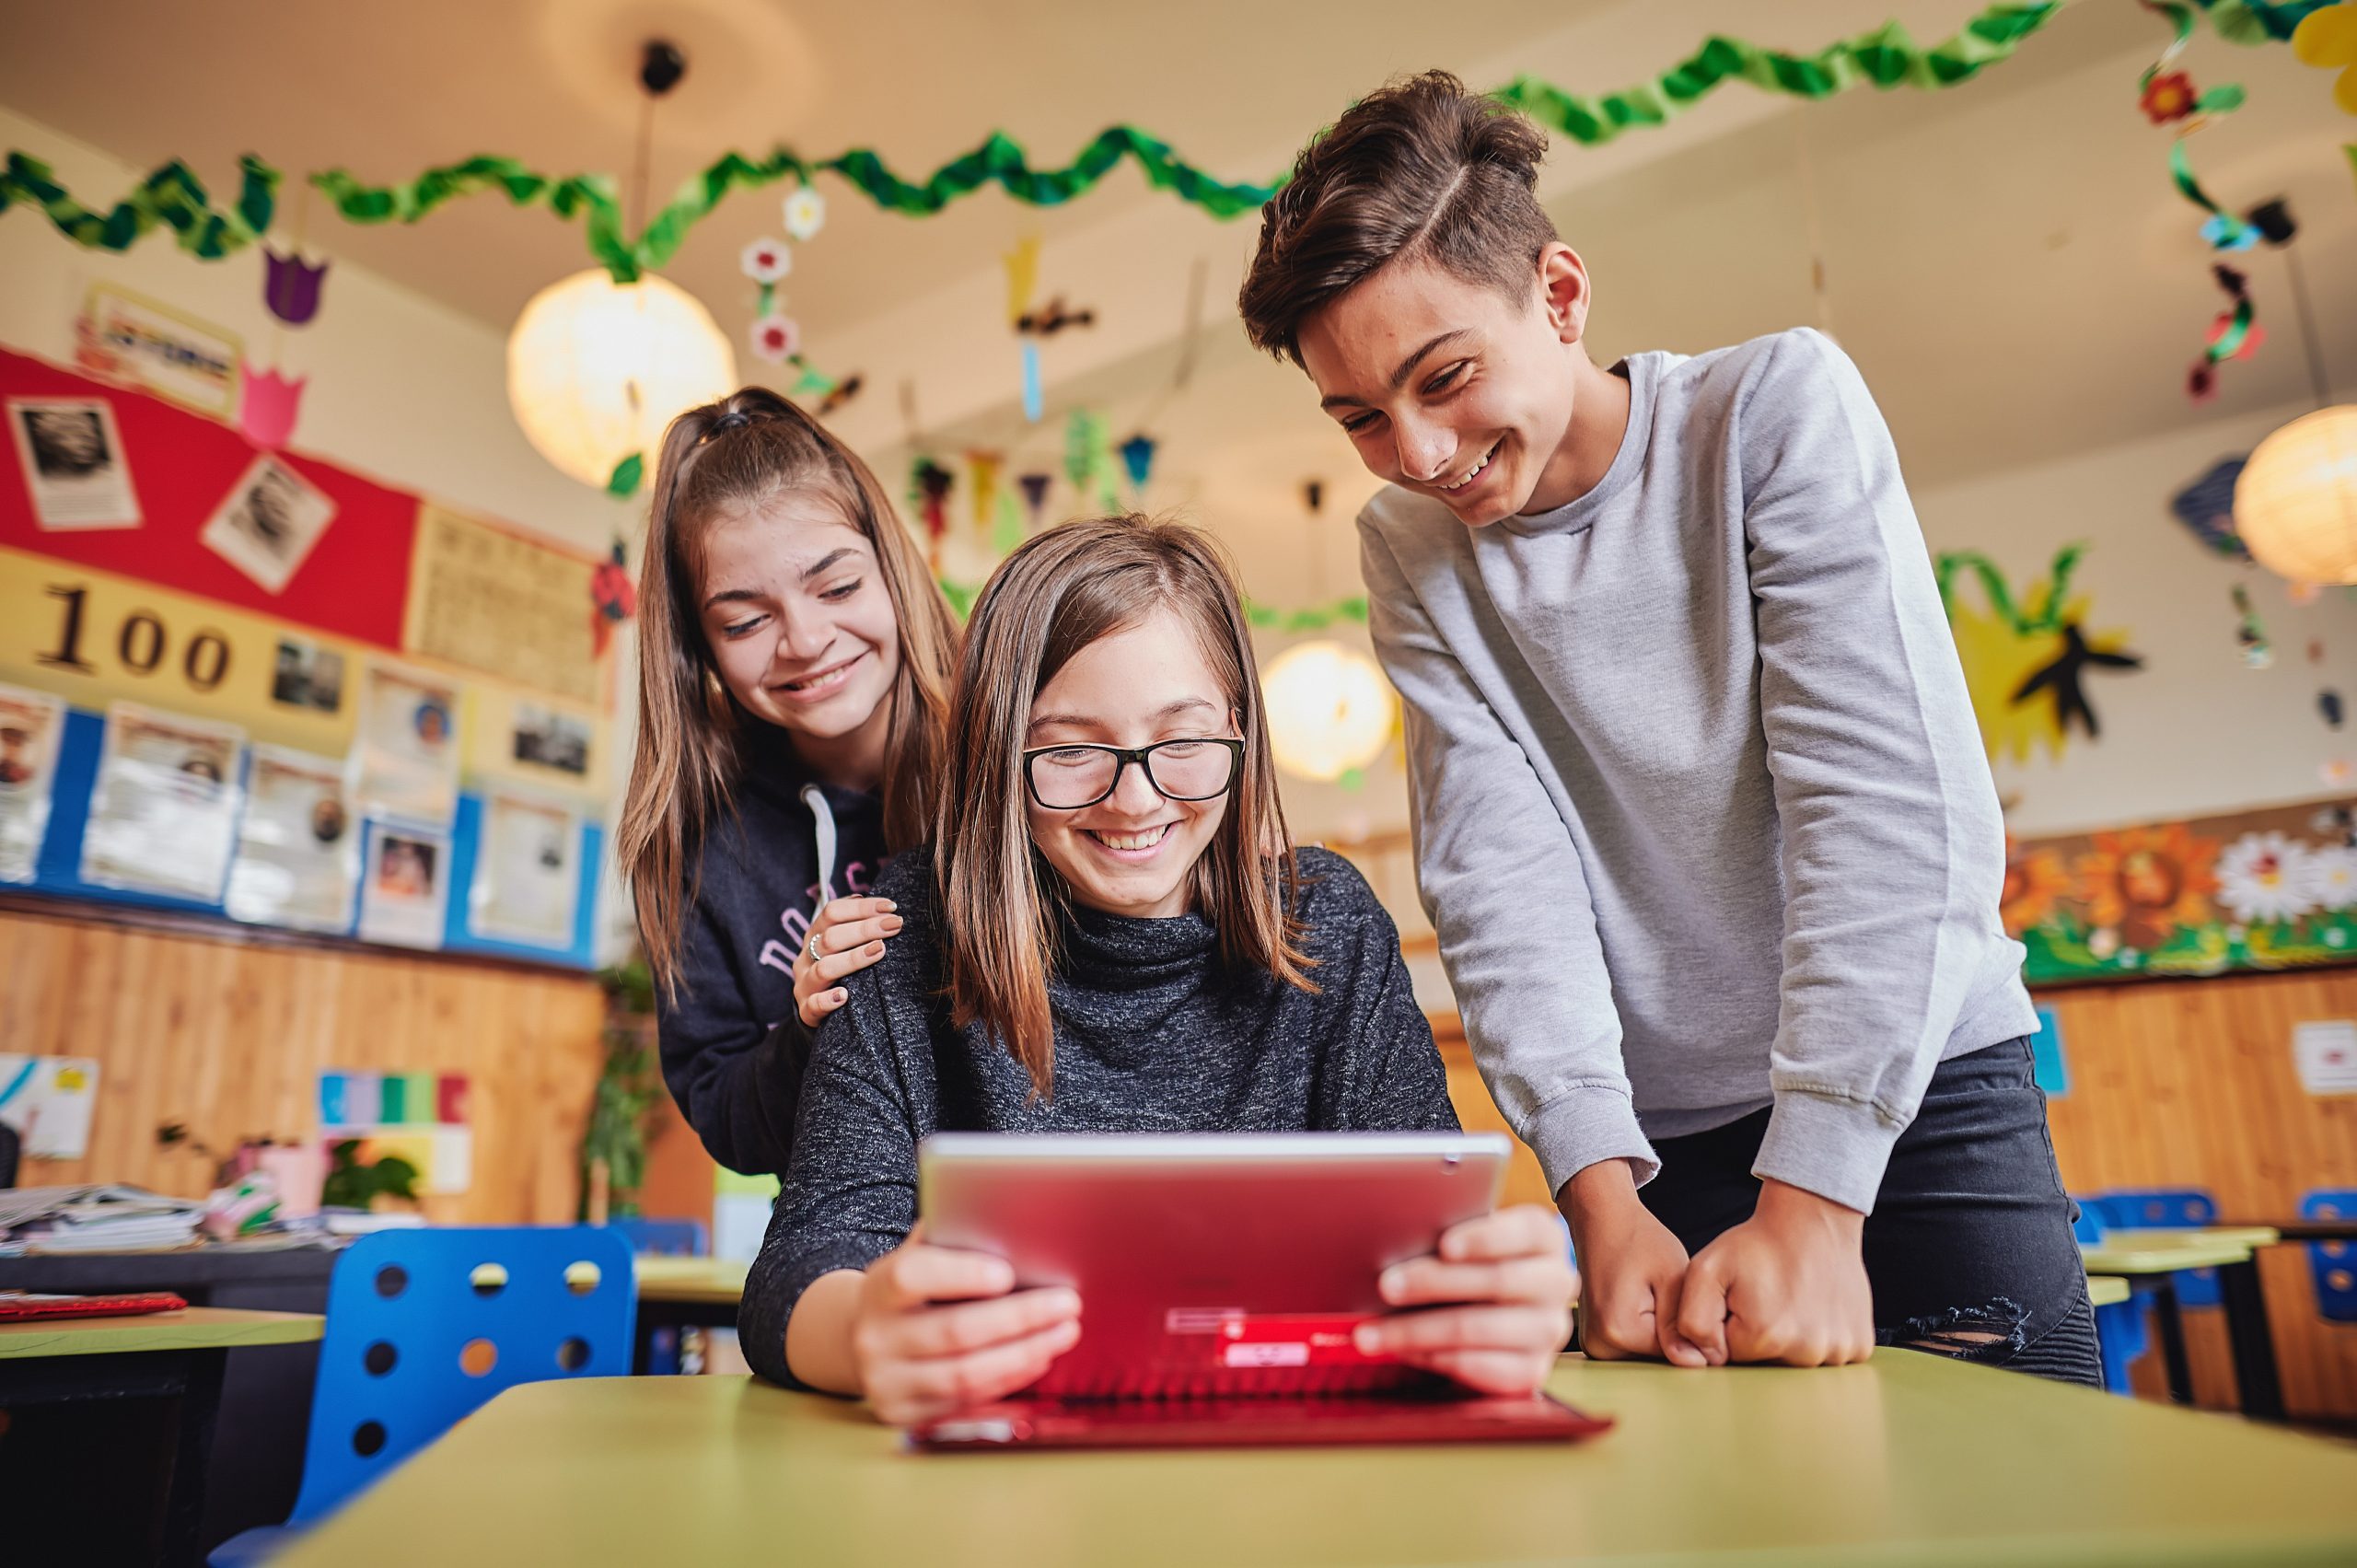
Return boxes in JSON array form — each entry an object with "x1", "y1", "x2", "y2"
[{"x1": 0, "y1": 1184, "x2": 203, "y2": 1254}]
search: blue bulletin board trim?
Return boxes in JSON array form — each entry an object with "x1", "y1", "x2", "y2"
[{"x1": 17, "y1": 703, "x2": 600, "y2": 970}]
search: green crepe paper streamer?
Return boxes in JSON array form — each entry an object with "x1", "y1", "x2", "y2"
[
  {"x1": 1338, "y1": 767, "x2": 1367, "y2": 793},
  {"x1": 606, "y1": 452, "x2": 644, "y2": 499},
  {"x1": 1493, "y1": 2, "x2": 2064, "y2": 148},
  {"x1": 820, "y1": 128, "x2": 1273, "y2": 220},
  {"x1": 0, "y1": 151, "x2": 276, "y2": 259},
  {"x1": 991, "y1": 490, "x2": 1026, "y2": 555},
  {"x1": 1243, "y1": 597, "x2": 1370, "y2": 633},
  {"x1": 2191, "y1": 0, "x2": 2337, "y2": 41},
  {"x1": 2345, "y1": 145, "x2": 2357, "y2": 194}
]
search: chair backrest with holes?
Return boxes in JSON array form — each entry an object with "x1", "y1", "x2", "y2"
[
  {"x1": 2302, "y1": 1191, "x2": 2357, "y2": 1324},
  {"x1": 2091, "y1": 1189, "x2": 2223, "y2": 1307},
  {"x1": 605, "y1": 1215, "x2": 709, "y2": 1257},
  {"x1": 288, "y1": 1225, "x2": 636, "y2": 1523}
]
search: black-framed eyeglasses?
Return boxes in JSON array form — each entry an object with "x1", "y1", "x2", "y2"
[{"x1": 1021, "y1": 738, "x2": 1245, "y2": 810}]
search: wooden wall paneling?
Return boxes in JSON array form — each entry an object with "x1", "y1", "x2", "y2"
[{"x1": 0, "y1": 906, "x2": 605, "y2": 1225}]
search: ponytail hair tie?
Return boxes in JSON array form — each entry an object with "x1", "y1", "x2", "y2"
[{"x1": 704, "y1": 407, "x2": 758, "y2": 442}]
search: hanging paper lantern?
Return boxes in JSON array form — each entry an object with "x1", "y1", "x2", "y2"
[
  {"x1": 2234, "y1": 405, "x2": 2357, "y2": 585},
  {"x1": 784, "y1": 187, "x2": 828, "y2": 241},
  {"x1": 262, "y1": 247, "x2": 327, "y2": 326},
  {"x1": 739, "y1": 238, "x2": 792, "y2": 285},
  {"x1": 749, "y1": 314, "x2": 801, "y2": 365},
  {"x1": 1260, "y1": 641, "x2": 1398, "y2": 784},
  {"x1": 505, "y1": 270, "x2": 737, "y2": 491},
  {"x1": 238, "y1": 364, "x2": 307, "y2": 450}
]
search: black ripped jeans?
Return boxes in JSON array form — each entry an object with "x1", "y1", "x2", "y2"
[{"x1": 1639, "y1": 1037, "x2": 2102, "y2": 1386}]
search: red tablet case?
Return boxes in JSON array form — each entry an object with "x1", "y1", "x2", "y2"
[{"x1": 0, "y1": 1291, "x2": 189, "y2": 1322}]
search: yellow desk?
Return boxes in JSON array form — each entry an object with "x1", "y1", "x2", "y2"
[
  {"x1": 2080, "y1": 1229, "x2": 2284, "y2": 1420},
  {"x1": 631, "y1": 1255, "x2": 747, "y2": 1373},
  {"x1": 2087, "y1": 1274, "x2": 2131, "y2": 1309},
  {"x1": 275, "y1": 1352, "x2": 2357, "y2": 1567},
  {"x1": 1, "y1": 1307, "x2": 324, "y2": 1568},
  {"x1": 0, "y1": 1305, "x2": 322, "y2": 1359}
]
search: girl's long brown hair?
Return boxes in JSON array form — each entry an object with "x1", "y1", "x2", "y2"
[
  {"x1": 620, "y1": 387, "x2": 959, "y2": 998},
  {"x1": 940, "y1": 515, "x2": 1313, "y2": 1094}
]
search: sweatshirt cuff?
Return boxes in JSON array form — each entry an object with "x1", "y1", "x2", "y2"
[
  {"x1": 1521, "y1": 1084, "x2": 1660, "y2": 1200},
  {"x1": 1752, "y1": 1089, "x2": 1907, "y2": 1215}
]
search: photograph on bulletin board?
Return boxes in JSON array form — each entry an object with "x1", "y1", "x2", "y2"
[
  {"x1": 472, "y1": 787, "x2": 580, "y2": 948},
  {"x1": 226, "y1": 744, "x2": 359, "y2": 933},
  {"x1": 270, "y1": 634, "x2": 346, "y2": 714},
  {"x1": 511, "y1": 700, "x2": 590, "y2": 777},
  {"x1": 0, "y1": 681, "x2": 64, "y2": 883},
  {"x1": 353, "y1": 660, "x2": 460, "y2": 825},
  {"x1": 79, "y1": 701, "x2": 244, "y2": 901},
  {"x1": 6, "y1": 395, "x2": 141, "y2": 529},
  {"x1": 202, "y1": 451, "x2": 337, "y2": 595},
  {"x1": 358, "y1": 820, "x2": 448, "y2": 949}
]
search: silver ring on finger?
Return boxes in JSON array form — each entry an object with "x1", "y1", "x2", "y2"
[{"x1": 807, "y1": 926, "x2": 823, "y2": 960}]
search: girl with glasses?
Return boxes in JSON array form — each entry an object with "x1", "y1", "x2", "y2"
[{"x1": 740, "y1": 515, "x2": 1573, "y2": 1425}]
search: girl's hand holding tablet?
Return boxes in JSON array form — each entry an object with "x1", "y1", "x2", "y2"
[
  {"x1": 1353, "y1": 1204, "x2": 1577, "y2": 1395},
  {"x1": 793, "y1": 896, "x2": 902, "y2": 1027},
  {"x1": 838, "y1": 1225, "x2": 1082, "y2": 1426}
]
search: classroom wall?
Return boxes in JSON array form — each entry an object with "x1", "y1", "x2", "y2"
[
  {"x1": 0, "y1": 105, "x2": 615, "y2": 559},
  {"x1": 0, "y1": 902, "x2": 604, "y2": 1222}
]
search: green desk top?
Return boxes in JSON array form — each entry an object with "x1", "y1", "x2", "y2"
[
  {"x1": 2080, "y1": 1227, "x2": 2280, "y2": 1275},
  {"x1": 633, "y1": 1256, "x2": 749, "y2": 1306},
  {"x1": 275, "y1": 1352, "x2": 2357, "y2": 1567},
  {"x1": 2086, "y1": 1274, "x2": 2131, "y2": 1308},
  {"x1": 0, "y1": 1306, "x2": 323, "y2": 1360}
]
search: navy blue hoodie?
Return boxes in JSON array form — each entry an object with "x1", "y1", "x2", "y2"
[{"x1": 653, "y1": 723, "x2": 889, "y2": 1177}]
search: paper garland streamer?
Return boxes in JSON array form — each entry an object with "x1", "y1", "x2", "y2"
[
  {"x1": 2232, "y1": 581, "x2": 2275, "y2": 667},
  {"x1": 1244, "y1": 597, "x2": 1370, "y2": 633},
  {"x1": 6, "y1": 0, "x2": 2212, "y2": 273}
]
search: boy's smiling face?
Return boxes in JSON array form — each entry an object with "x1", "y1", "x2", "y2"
[{"x1": 1295, "y1": 246, "x2": 1595, "y2": 528}]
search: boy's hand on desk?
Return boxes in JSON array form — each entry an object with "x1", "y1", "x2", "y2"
[
  {"x1": 849, "y1": 1227, "x2": 1082, "y2": 1426},
  {"x1": 1561, "y1": 1160, "x2": 1711, "y2": 1367},
  {"x1": 1355, "y1": 1204, "x2": 1575, "y2": 1396},
  {"x1": 1676, "y1": 1179, "x2": 1873, "y2": 1367}
]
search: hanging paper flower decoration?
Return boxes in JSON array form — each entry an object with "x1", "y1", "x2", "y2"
[
  {"x1": 238, "y1": 363, "x2": 307, "y2": 450},
  {"x1": 1119, "y1": 434, "x2": 1157, "y2": 491},
  {"x1": 262, "y1": 246, "x2": 328, "y2": 326},
  {"x1": 2199, "y1": 213, "x2": 2260, "y2": 251},
  {"x1": 740, "y1": 238, "x2": 792, "y2": 285},
  {"x1": 784, "y1": 186, "x2": 828, "y2": 240},
  {"x1": 910, "y1": 458, "x2": 955, "y2": 543},
  {"x1": 2140, "y1": 70, "x2": 2199, "y2": 123},
  {"x1": 591, "y1": 540, "x2": 638, "y2": 657},
  {"x1": 2291, "y1": 0, "x2": 2357, "y2": 116},
  {"x1": 749, "y1": 313, "x2": 801, "y2": 364}
]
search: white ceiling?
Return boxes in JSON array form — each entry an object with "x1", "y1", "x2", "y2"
[{"x1": 4, "y1": 0, "x2": 2352, "y2": 615}]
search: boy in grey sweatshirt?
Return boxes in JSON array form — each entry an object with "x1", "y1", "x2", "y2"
[{"x1": 1239, "y1": 72, "x2": 2096, "y2": 1382}]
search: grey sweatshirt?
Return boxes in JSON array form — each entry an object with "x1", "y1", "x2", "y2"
[{"x1": 1358, "y1": 327, "x2": 2037, "y2": 1215}]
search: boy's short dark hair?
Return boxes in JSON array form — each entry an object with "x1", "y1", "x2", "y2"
[{"x1": 1238, "y1": 71, "x2": 1560, "y2": 367}]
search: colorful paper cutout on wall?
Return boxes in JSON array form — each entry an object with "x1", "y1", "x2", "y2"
[
  {"x1": 2005, "y1": 796, "x2": 2357, "y2": 983},
  {"x1": 1939, "y1": 546, "x2": 2142, "y2": 763}
]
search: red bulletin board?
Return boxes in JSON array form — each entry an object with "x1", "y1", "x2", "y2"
[{"x1": 0, "y1": 347, "x2": 418, "y2": 650}]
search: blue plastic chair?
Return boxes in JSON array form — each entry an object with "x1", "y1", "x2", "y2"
[
  {"x1": 210, "y1": 1225, "x2": 635, "y2": 1565},
  {"x1": 606, "y1": 1215, "x2": 709, "y2": 1257},
  {"x1": 2301, "y1": 1191, "x2": 2357, "y2": 1323},
  {"x1": 2073, "y1": 1202, "x2": 2147, "y2": 1395},
  {"x1": 2091, "y1": 1189, "x2": 2223, "y2": 1307}
]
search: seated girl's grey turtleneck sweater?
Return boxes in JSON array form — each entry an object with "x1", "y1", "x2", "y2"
[{"x1": 737, "y1": 843, "x2": 1457, "y2": 1388}]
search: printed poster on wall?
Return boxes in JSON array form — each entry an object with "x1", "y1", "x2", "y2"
[
  {"x1": 6, "y1": 396, "x2": 141, "y2": 529},
  {"x1": 404, "y1": 503, "x2": 599, "y2": 705},
  {"x1": 358, "y1": 820, "x2": 448, "y2": 949},
  {"x1": 73, "y1": 281, "x2": 242, "y2": 417},
  {"x1": 79, "y1": 702, "x2": 244, "y2": 901},
  {"x1": 0, "y1": 681, "x2": 64, "y2": 883},
  {"x1": 353, "y1": 661, "x2": 460, "y2": 824},
  {"x1": 201, "y1": 453, "x2": 336, "y2": 594},
  {"x1": 0, "y1": 1055, "x2": 101, "y2": 1161},
  {"x1": 226, "y1": 745, "x2": 358, "y2": 933},
  {"x1": 472, "y1": 788, "x2": 579, "y2": 948}
]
